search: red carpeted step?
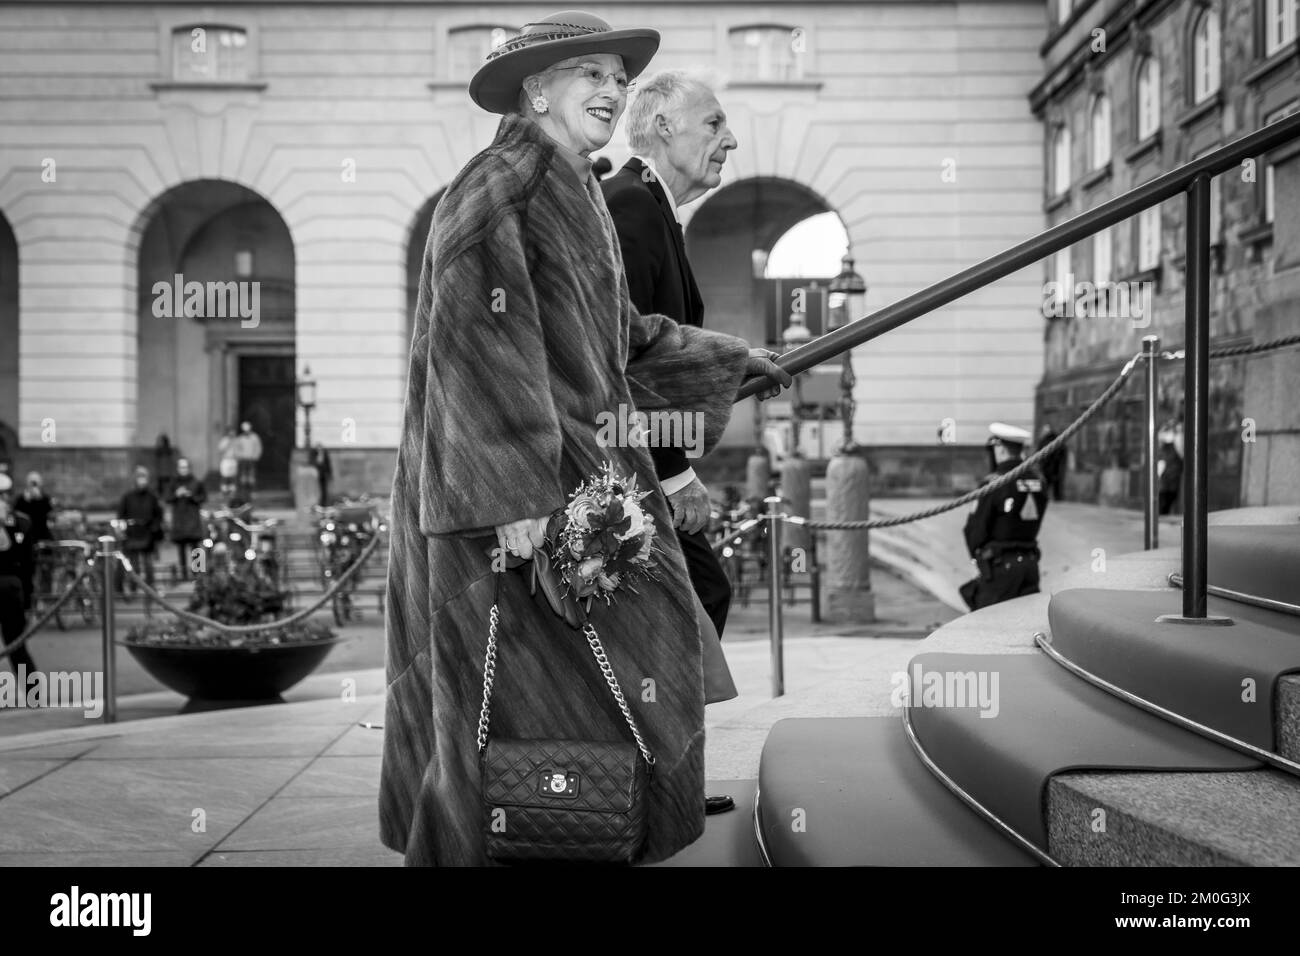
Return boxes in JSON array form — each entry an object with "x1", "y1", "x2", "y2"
[
  {"x1": 1209, "y1": 524, "x2": 1300, "y2": 608},
  {"x1": 1047, "y1": 588, "x2": 1300, "y2": 752},
  {"x1": 755, "y1": 716, "x2": 1040, "y2": 866},
  {"x1": 906, "y1": 652, "x2": 1261, "y2": 852},
  {"x1": 650, "y1": 780, "x2": 764, "y2": 867}
]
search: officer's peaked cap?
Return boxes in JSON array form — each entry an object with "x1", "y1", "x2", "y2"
[{"x1": 987, "y1": 422, "x2": 1031, "y2": 446}]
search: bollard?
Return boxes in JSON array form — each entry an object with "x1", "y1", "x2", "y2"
[
  {"x1": 764, "y1": 495, "x2": 785, "y2": 698},
  {"x1": 97, "y1": 535, "x2": 118, "y2": 723},
  {"x1": 1142, "y1": 335, "x2": 1159, "y2": 550},
  {"x1": 823, "y1": 451, "x2": 876, "y2": 623}
]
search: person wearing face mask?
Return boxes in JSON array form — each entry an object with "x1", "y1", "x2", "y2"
[
  {"x1": 117, "y1": 466, "x2": 164, "y2": 597},
  {"x1": 166, "y1": 458, "x2": 207, "y2": 581},
  {"x1": 602, "y1": 70, "x2": 768, "y2": 817},
  {"x1": 0, "y1": 473, "x2": 37, "y2": 676},
  {"x1": 381, "y1": 9, "x2": 790, "y2": 867}
]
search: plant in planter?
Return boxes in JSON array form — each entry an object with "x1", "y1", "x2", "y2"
[{"x1": 122, "y1": 567, "x2": 342, "y2": 702}]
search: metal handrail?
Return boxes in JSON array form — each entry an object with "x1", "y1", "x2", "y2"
[
  {"x1": 737, "y1": 109, "x2": 1300, "y2": 622},
  {"x1": 738, "y1": 109, "x2": 1300, "y2": 397}
]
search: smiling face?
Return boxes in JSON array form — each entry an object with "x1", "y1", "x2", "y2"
[
  {"x1": 660, "y1": 87, "x2": 737, "y2": 203},
  {"x1": 528, "y1": 53, "x2": 628, "y2": 156}
]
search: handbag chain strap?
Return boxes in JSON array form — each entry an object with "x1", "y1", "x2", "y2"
[{"x1": 476, "y1": 574, "x2": 655, "y2": 767}]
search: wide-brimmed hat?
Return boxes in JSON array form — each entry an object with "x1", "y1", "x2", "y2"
[{"x1": 469, "y1": 9, "x2": 660, "y2": 115}]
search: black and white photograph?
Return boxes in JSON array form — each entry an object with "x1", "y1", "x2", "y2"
[{"x1": 0, "y1": 0, "x2": 1297, "y2": 922}]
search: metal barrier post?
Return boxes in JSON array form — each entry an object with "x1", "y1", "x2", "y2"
[
  {"x1": 1142, "y1": 335, "x2": 1159, "y2": 550},
  {"x1": 97, "y1": 536, "x2": 117, "y2": 723},
  {"x1": 1183, "y1": 177, "x2": 1210, "y2": 619},
  {"x1": 764, "y1": 495, "x2": 785, "y2": 698},
  {"x1": 809, "y1": 535, "x2": 821, "y2": 623}
]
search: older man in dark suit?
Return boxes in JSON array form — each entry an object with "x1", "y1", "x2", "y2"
[{"x1": 604, "y1": 71, "x2": 787, "y2": 815}]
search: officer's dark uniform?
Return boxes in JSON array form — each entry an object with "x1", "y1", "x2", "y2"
[
  {"x1": 0, "y1": 508, "x2": 36, "y2": 673},
  {"x1": 960, "y1": 457, "x2": 1048, "y2": 610}
]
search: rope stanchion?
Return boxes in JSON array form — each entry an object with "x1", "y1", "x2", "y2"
[
  {"x1": 115, "y1": 531, "x2": 384, "y2": 635},
  {"x1": 0, "y1": 562, "x2": 95, "y2": 662},
  {"x1": 792, "y1": 348, "x2": 1144, "y2": 531}
]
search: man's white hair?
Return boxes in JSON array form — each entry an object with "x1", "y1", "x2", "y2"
[{"x1": 625, "y1": 69, "x2": 719, "y2": 154}]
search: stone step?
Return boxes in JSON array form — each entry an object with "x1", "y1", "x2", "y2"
[
  {"x1": 755, "y1": 716, "x2": 1040, "y2": 866},
  {"x1": 1046, "y1": 589, "x2": 1300, "y2": 758},
  {"x1": 1048, "y1": 766, "x2": 1300, "y2": 865},
  {"x1": 905, "y1": 652, "x2": 1260, "y2": 858}
]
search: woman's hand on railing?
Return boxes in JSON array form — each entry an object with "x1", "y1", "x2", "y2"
[{"x1": 495, "y1": 515, "x2": 549, "y2": 561}]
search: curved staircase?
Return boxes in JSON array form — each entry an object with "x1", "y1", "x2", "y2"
[{"x1": 674, "y1": 508, "x2": 1300, "y2": 866}]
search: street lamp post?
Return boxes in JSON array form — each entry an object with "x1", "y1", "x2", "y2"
[
  {"x1": 823, "y1": 254, "x2": 874, "y2": 623},
  {"x1": 296, "y1": 365, "x2": 317, "y2": 450},
  {"x1": 829, "y1": 256, "x2": 867, "y2": 451}
]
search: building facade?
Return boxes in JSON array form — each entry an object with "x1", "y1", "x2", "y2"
[
  {"x1": 0, "y1": 0, "x2": 1047, "y2": 505},
  {"x1": 1034, "y1": 0, "x2": 1300, "y2": 509}
]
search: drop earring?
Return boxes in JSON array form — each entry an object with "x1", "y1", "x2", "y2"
[{"x1": 531, "y1": 94, "x2": 549, "y2": 114}]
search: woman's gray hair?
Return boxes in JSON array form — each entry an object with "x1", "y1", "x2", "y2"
[{"x1": 625, "y1": 70, "x2": 717, "y2": 153}]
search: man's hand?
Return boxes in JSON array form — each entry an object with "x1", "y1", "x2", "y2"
[
  {"x1": 494, "y1": 515, "x2": 549, "y2": 561},
  {"x1": 745, "y1": 348, "x2": 793, "y2": 401},
  {"x1": 668, "y1": 477, "x2": 711, "y2": 535}
]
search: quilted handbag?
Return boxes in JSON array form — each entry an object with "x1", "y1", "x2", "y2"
[{"x1": 477, "y1": 575, "x2": 654, "y2": 864}]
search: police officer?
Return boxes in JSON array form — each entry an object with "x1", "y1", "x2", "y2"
[
  {"x1": 959, "y1": 422, "x2": 1048, "y2": 610},
  {"x1": 0, "y1": 472, "x2": 37, "y2": 675}
]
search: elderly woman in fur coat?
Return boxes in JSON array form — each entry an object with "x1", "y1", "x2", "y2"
[{"x1": 380, "y1": 10, "x2": 790, "y2": 865}]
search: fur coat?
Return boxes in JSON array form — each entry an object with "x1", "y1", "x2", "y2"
[{"x1": 379, "y1": 112, "x2": 751, "y2": 865}]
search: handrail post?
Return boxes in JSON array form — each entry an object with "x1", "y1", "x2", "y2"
[
  {"x1": 1142, "y1": 335, "x2": 1159, "y2": 550},
  {"x1": 97, "y1": 535, "x2": 118, "y2": 723},
  {"x1": 764, "y1": 495, "x2": 785, "y2": 698},
  {"x1": 1183, "y1": 177, "x2": 1211, "y2": 618}
]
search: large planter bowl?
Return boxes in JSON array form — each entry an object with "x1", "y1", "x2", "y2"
[{"x1": 121, "y1": 637, "x2": 345, "y2": 701}]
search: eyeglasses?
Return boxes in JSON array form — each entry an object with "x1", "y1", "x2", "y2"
[{"x1": 548, "y1": 64, "x2": 632, "y2": 93}]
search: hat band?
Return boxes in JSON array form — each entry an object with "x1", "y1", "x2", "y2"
[{"x1": 486, "y1": 20, "x2": 610, "y2": 62}]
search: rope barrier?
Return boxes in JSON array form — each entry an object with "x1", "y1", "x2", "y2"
[
  {"x1": 787, "y1": 348, "x2": 1143, "y2": 531},
  {"x1": 115, "y1": 531, "x2": 384, "y2": 635},
  {"x1": 1159, "y1": 331, "x2": 1300, "y2": 362},
  {"x1": 0, "y1": 561, "x2": 95, "y2": 662}
]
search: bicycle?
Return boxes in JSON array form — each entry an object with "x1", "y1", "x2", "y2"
[
  {"x1": 33, "y1": 539, "x2": 99, "y2": 630},
  {"x1": 314, "y1": 499, "x2": 382, "y2": 626}
]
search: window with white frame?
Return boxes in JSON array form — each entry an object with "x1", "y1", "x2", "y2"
[
  {"x1": 448, "y1": 25, "x2": 513, "y2": 80},
  {"x1": 1192, "y1": 8, "x2": 1221, "y2": 104},
  {"x1": 1052, "y1": 124, "x2": 1072, "y2": 195},
  {"x1": 171, "y1": 25, "x2": 249, "y2": 82},
  {"x1": 1263, "y1": 101, "x2": 1298, "y2": 222},
  {"x1": 1138, "y1": 205, "x2": 1162, "y2": 270},
  {"x1": 729, "y1": 25, "x2": 802, "y2": 82},
  {"x1": 1265, "y1": 0, "x2": 1297, "y2": 56},
  {"x1": 1053, "y1": 247, "x2": 1072, "y2": 313},
  {"x1": 1090, "y1": 94, "x2": 1112, "y2": 169},
  {"x1": 1137, "y1": 56, "x2": 1161, "y2": 140},
  {"x1": 1093, "y1": 227, "x2": 1113, "y2": 285}
]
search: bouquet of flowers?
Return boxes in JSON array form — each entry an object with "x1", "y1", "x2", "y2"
[
  {"x1": 548, "y1": 463, "x2": 659, "y2": 607},
  {"x1": 495, "y1": 463, "x2": 660, "y2": 628}
]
